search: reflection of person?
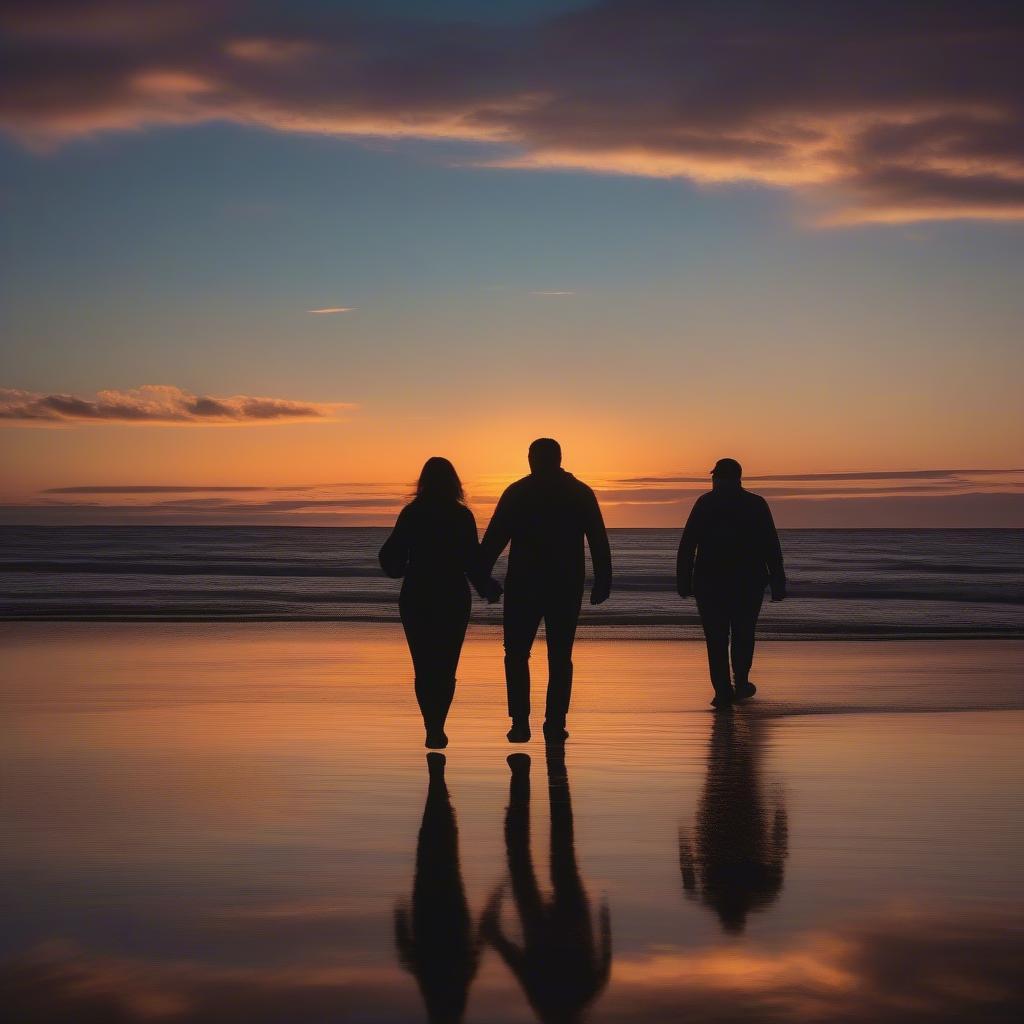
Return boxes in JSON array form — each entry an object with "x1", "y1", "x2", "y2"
[
  {"x1": 679, "y1": 712, "x2": 788, "y2": 934},
  {"x1": 482, "y1": 748, "x2": 612, "y2": 1024},
  {"x1": 676, "y1": 458, "x2": 786, "y2": 708},
  {"x1": 380, "y1": 458, "x2": 502, "y2": 748},
  {"x1": 479, "y1": 438, "x2": 612, "y2": 743},
  {"x1": 395, "y1": 753, "x2": 480, "y2": 1024}
]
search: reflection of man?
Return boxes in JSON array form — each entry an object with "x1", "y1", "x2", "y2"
[
  {"x1": 395, "y1": 753, "x2": 479, "y2": 1024},
  {"x1": 480, "y1": 438, "x2": 612, "y2": 743},
  {"x1": 482, "y1": 748, "x2": 612, "y2": 1024},
  {"x1": 680, "y1": 713, "x2": 788, "y2": 934},
  {"x1": 676, "y1": 458, "x2": 786, "y2": 708}
]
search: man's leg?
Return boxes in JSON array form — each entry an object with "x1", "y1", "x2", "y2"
[
  {"x1": 542, "y1": 591, "x2": 582, "y2": 739},
  {"x1": 504, "y1": 590, "x2": 544, "y2": 740},
  {"x1": 730, "y1": 586, "x2": 765, "y2": 697},
  {"x1": 696, "y1": 591, "x2": 733, "y2": 705}
]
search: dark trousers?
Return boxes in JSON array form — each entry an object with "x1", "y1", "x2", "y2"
[
  {"x1": 503, "y1": 585, "x2": 582, "y2": 727},
  {"x1": 400, "y1": 588, "x2": 471, "y2": 733},
  {"x1": 696, "y1": 586, "x2": 765, "y2": 694}
]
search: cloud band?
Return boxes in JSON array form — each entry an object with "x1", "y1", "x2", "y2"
[
  {"x1": 0, "y1": 385, "x2": 348, "y2": 424},
  {"x1": 2, "y1": 1, "x2": 1024, "y2": 223}
]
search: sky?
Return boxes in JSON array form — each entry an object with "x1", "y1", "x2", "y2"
[{"x1": 1, "y1": 0, "x2": 1023, "y2": 527}]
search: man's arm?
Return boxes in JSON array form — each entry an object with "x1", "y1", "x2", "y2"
[
  {"x1": 583, "y1": 488, "x2": 612, "y2": 605},
  {"x1": 676, "y1": 500, "x2": 702, "y2": 597},
  {"x1": 762, "y1": 499, "x2": 786, "y2": 600},
  {"x1": 478, "y1": 489, "x2": 514, "y2": 576}
]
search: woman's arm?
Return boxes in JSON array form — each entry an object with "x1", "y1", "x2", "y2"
[
  {"x1": 379, "y1": 506, "x2": 411, "y2": 578},
  {"x1": 461, "y1": 507, "x2": 502, "y2": 601}
]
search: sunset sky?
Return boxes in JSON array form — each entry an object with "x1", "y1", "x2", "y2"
[{"x1": 2, "y1": 0, "x2": 1022, "y2": 527}]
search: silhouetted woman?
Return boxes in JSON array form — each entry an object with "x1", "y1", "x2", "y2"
[
  {"x1": 380, "y1": 457, "x2": 500, "y2": 748},
  {"x1": 395, "y1": 753, "x2": 480, "y2": 1024}
]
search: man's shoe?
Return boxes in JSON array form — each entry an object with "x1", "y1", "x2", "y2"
[
  {"x1": 710, "y1": 689, "x2": 734, "y2": 710},
  {"x1": 506, "y1": 720, "x2": 531, "y2": 743},
  {"x1": 734, "y1": 681, "x2": 757, "y2": 702},
  {"x1": 425, "y1": 729, "x2": 448, "y2": 749},
  {"x1": 542, "y1": 722, "x2": 569, "y2": 744}
]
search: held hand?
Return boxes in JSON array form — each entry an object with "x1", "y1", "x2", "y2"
[
  {"x1": 770, "y1": 582, "x2": 787, "y2": 602},
  {"x1": 677, "y1": 587, "x2": 692, "y2": 599},
  {"x1": 483, "y1": 578, "x2": 504, "y2": 604},
  {"x1": 590, "y1": 579, "x2": 611, "y2": 606}
]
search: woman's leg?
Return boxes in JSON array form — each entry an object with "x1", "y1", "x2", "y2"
[
  {"x1": 433, "y1": 598, "x2": 470, "y2": 734},
  {"x1": 400, "y1": 601, "x2": 435, "y2": 732}
]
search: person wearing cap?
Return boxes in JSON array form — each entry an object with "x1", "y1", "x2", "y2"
[
  {"x1": 479, "y1": 438, "x2": 612, "y2": 744},
  {"x1": 676, "y1": 459, "x2": 786, "y2": 708}
]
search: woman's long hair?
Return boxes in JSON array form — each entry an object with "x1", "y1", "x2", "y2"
[{"x1": 414, "y1": 457, "x2": 465, "y2": 505}]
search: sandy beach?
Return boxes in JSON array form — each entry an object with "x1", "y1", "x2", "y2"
[{"x1": 2, "y1": 623, "x2": 1022, "y2": 1022}]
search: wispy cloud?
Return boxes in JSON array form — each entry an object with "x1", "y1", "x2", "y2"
[
  {"x1": 0, "y1": 385, "x2": 350, "y2": 425},
  {"x1": 532, "y1": 290, "x2": 575, "y2": 296},
  {"x1": 307, "y1": 307, "x2": 353, "y2": 314},
  {"x1": 2, "y1": 2, "x2": 1024, "y2": 223}
]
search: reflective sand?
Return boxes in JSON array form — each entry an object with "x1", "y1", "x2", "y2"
[{"x1": 2, "y1": 624, "x2": 1023, "y2": 1022}]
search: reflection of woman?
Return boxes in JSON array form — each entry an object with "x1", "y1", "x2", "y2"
[
  {"x1": 380, "y1": 458, "x2": 501, "y2": 748},
  {"x1": 395, "y1": 753, "x2": 479, "y2": 1024},
  {"x1": 482, "y1": 749, "x2": 612, "y2": 1024},
  {"x1": 679, "y1": 712, "x2": 788, "y2": 934}
]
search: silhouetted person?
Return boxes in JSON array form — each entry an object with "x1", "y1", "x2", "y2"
[
  {"x1": 676, "y1": 458, "x2": 785, "y2": 708},
  {"x1": 381, "y1": 457, "x2": 502, "y2": 748},
  {"x1": 396, "y1": 753, "x2": 480, "y2": 1024},
  {"x1": 679, "y1": 712, "x2": 788, "y2": 934},
  {"x1": 480, "y1": 439, "x2": 611, "y2": 743},
  {"x1": 482, "y1": 748, "x2": 611, "y2": 1024}
]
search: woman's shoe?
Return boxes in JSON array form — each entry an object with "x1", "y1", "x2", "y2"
[
  {"x1": 425, "y1": 729, "x2": 448, "y2": 749},
  {"x1": 734, "y1": 681, "x2": 757, "y2": 702}
]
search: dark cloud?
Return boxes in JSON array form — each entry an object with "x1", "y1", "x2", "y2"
[
  {"x1": 2, "y1": 1, "x2": 1023, "y2": 222},
  {"x1": 597, "y1": 483, "x2": 988, "y2": 503},
  {"x1": 0, "y1": 504, "x2": 392, "y2": 526},
  {"x1": 2, "y1": 489, "x2": 1022, "y2": 527},
  {"x1": 618, "y1": 469, "x2": 1021, "y2": 484},
  {"x1": 43, "y1": 485, "x2": 270, "y2": 493},
  {"x1": 767, "y1": 491, "x2": 1024, "y2": 528},
  {"x1": 0, "y1": 385, "x2": 348, "y2": 424}
]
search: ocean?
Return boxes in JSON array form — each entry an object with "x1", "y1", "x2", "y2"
[{"x1": 1, "y1": 526, "x2": 1021, "y2": 638}]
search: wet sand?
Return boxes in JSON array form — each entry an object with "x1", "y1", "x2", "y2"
[{"x1": 2, "y1": 623, "x2": 1023, "y2": 1022}]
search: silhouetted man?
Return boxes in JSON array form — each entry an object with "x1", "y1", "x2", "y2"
[
  {"x1": 481, "y1": 749, "x2": 612, "y2": 1023},
  {"x1": 480, "y1": 438, "x2": 611, "y2": 743},
  {"x1": 679, "y1": 713, "x2": 788, "y2": 934},
  {"x1": 676, "y1": 458, "x2": 785, "y2": 708}
]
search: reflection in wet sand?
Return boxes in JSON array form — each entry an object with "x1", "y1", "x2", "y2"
[
  {"x1": 680, "y1": 710, "x2": 788, "y2": 933},
  {"x1": 483, "y1": 747, "x2": 612, "y2": 1024},
  {"x1": 396, "y1": 752, "x2": 480, "y2": 1024},
  {"x1": 2, "y1": 627, "x2": 1024, "y2": 1022}
]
